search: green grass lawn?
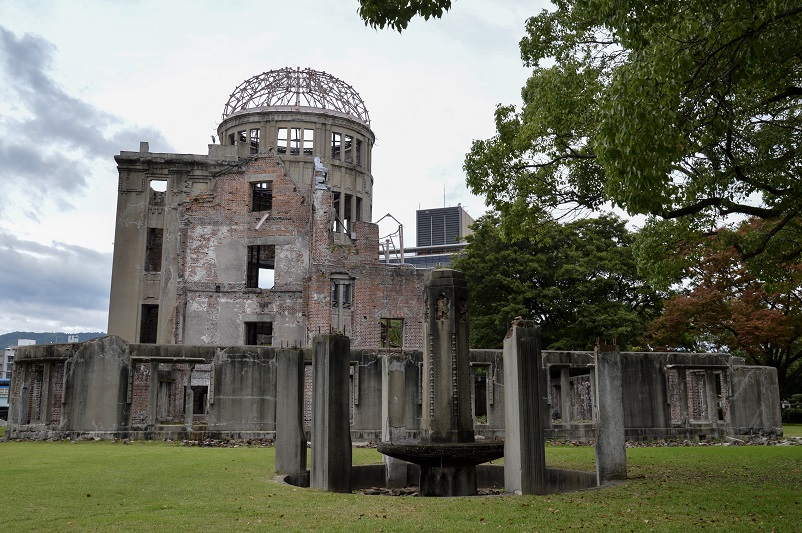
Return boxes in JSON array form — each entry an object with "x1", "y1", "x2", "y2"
[
  {"x1": 1, "y1": 440, "x2": 799, "y2": 532},
  {"x1": 783, "y1": 423, "x2": 802, "y2": 437}
]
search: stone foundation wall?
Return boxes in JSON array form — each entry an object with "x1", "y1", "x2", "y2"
[{"x1": 6, "y1": 338, "x2": 782, "y2": 441}]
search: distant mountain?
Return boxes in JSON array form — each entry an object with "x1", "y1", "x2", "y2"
[{"x1": 0, "y1": 331, "x2": 106, "y2": 349}]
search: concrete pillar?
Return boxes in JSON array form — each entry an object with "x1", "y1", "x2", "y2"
[
  {"x1": 310, "y1": 334, "x2": 352, "y2": 493},
  {"x1": 381, "y1": 354, "x2": 409, "y2": 488},
  {"x1": 589, "y1": 367, "x2": 597, "y2": 424},
  {"x1": 560, "y1": 366, "x2": 571, "y2": 426},
  {"x1": 183, "y1": 365, "x2": 194, "y2": 431},
  {"x1": 503, "y1": 323, "x2": 547, "y2": 495},
  {"x1": 147, "y1": 362, "x2": 159, "y2": 430},
  {"x1": 421, "y1": 270, "x2": 473, "y2": 444},
  {"x1": 595, "y1": 344, "x2": 627, "y2": 484},
  {"x1": 276, "y1": 348, "x2": 307, "y2": 475}
]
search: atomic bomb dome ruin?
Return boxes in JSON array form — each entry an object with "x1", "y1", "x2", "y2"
[{"x1": 6, "y1": 69, "x2": 781, "y2": 480}]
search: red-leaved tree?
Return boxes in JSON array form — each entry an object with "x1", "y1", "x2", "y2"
[{"x1": 647, "y1": 221, "x2": 802, "y2": 398}]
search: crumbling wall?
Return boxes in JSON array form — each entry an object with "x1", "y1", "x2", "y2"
[
  {"x1": 181, "y1": 155, "x2": 310, "y2": 347},
  {"x1": 206, "y1": 346, "x2": 277, "y2": 434}
]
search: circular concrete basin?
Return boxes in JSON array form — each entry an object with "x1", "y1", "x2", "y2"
[{"x1": 377, "y1": 440, "x2": 504, "y2": 468}]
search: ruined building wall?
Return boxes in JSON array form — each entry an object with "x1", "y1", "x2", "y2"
[
  {"x1": 6, "y1": 338, "x2": 782, "y2": 442},
  {"x1": 180, "y1": 155, "x2": 311, "y2": 347}
]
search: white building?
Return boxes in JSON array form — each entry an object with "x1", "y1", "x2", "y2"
[{"x1": 2, "y1": 339, "x2": 35, "y2": 379}]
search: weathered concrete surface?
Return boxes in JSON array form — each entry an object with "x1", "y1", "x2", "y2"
[
  {"x1": 381, "y1": 353, "x2": 411, "y2": 488},
  {"x1": 503, "y1": 324, "x2": 547, "y2": 494},
  {"x1": 6, "y1": 336, "x2": 783, "y2": 443},
  {"x1": 207, "y1": 347, "x2": 276, "y2": 433},
  {"x1": 730, "y1": 365, "x2": 782, "y2": 435},
  {"x1": 310, "y1": 334, "x2": 352, "y2": 493},
  {"x1": 275, "y1": 348, "x2": 306, "y2": 475},
  {"x1": 595, "y1": 346, "x2": 627, "y2": 483}
]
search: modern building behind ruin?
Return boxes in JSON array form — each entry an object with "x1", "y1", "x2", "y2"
[{"x1": 6, "y1": 68, "x2": 782, "y2": 443}]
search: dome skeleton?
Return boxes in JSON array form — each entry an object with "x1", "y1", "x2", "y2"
[{"x1": 223, "y1": 67, "x2": 370, "y2": 124}]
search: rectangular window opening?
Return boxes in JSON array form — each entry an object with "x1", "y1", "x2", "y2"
[
  {"x1": 331, "y1": 132, "x2": 341, "y2": 159},
  {"x1": 238, "y1": 130, "x2": 247, "y2": 143},
  {"x1": 139, "y1": 304, "x2": 159, "y2": 344},
  {"x1": 332, "y1": 192, "x2": 343, "y2": 233},
  {"x1": 303, "y1": 129, "x2": 314, "y2": 156},
  {"x1": 245, "y1": 321, "x2": 273, "y2": 346},
  {"x1": 247, "y1": 245, "x2": 275, "y2": 289},
  {"x1": 472, "y1": 364, "x2": 489, "y2": 423},
  {"x1": 290, "y1": 127, "x2": 301, "y2": 155},
  {"x1": 228, "y1": 133, "x2": 235, "y2": 146},
  {"x1": 356, "y1": 139, "x2": 362, "y2": 166},
  {"x1": 277, "y1": 128, "x2": 288, "y2": 154},
  {"x1": 149, "y1": 179, "x2": 167, "y2": 206},
  {"x1": 249, "y1": 128, "x2": 260, "y2": 154},
  {"x1": 145, "y1": 228, "x2": 164, "y2": 272},
  {"x1": 344, "y1": 135, "x2": 353, "y2": 163},
  {"x1": 355, "y1": 196, "x2": 363, "y2": 222},
  {"x1": 380, "y1": 318, "x2": 403, "y2": 350},
  {"x1": 331, "y1": 279, "x2": 353, "y2": 309},
  {"x1": 344, "y1": 194, "x2": 353, "y2": 233},
  {"x1": 191, "y1": 385, "x2": 208, "y2": 415},
  {"x1": 252, "y1": 181, "x2": 273, "y2": 212}
]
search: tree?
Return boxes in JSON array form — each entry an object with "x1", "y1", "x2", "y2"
[
  {"x1": 452, "y1": 214, "x2": 662, "y2": 349},
  {"x1": 357, "y1": 0, "x2": 453, "y2": 31},
  {"x1": 647, "y1": 219, "x2": 802, "y2": 397},
  {"x1": 455, "y1": 1, "x2": 802, "y2": 280}
]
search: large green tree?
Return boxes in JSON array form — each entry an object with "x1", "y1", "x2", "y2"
[
  {"x1": 465, "y1": 0, "x2": 802, "y2": 280},
  {"x1": 647, "y1": 219, "x2": 802, "y2": 396},
  {"x1": 358, "y1": 1, "x2": 802, "y2": 281},
  {"x1": 452, "y1": 214, "x2": 662, "y2": 349}
]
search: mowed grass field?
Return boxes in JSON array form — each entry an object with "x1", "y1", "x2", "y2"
[{"x1": 1, "y1": 434, "x2": 800, "y2": 532}]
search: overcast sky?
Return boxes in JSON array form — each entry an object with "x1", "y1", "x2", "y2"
[{"x1": 0, "y1": 0, "x2": 548, "y2": 335}]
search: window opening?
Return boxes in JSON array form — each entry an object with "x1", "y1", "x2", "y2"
[
  {"x1": 331, "y1": 279, "x2": 353, "y2": 309},
  {"x1": 303, "y1": 129, "x2": 314, "y2": 156},
  {"x1": 145, "y1": 228, "x2": 164, "y2": 272},
  {"x1": 344, "y1": 135, "x2": 353, "y2": 163},
  {"x1": 249, "y1": 128, "x2": 260, "y2": 154},
  {"x1": 277, "y1": 128, "x2": 288, "y2": 154},
  {"x1": 245, "y1": 321, "x2": 273, "y2": 346},
  {"x1": 252, "y1": 181, "x2": 273, "y2": 212},
  {"x1": 140, "y1": 304, "x2": 159, "y2": 343},
  {"x1": 331, "y1": 132, "x2": 341, "y2": 159},
  {"x1": 356, "y1": 139, "x2": 362, "y2": 166},
  {"x1": 238, "y1": 130, "x2": 247, "y2": 143},
  {"x1": 332, "y1": 192, "x2": 343, "y2": 233},
  {"x1": 246, "y1": 245, "x2": 275, "y2": 289},
  {"x1": 191, "y1": 385, "x2": 208, "y2": 415},
  {"x1": 331, "y1": 275, "x2": 354, "y2": 334},
  {"x1": 472, "y1": 365, "x2": 488, "y2": 423},
  {"x1": 149, "y1": 179, "x2": 167, "y2": 206},
  {"x1": 715, "y1": 371, "x2": 726, "y2": 421},
  {"x1": 290, "y1": 127, "x2": 302, "y2": 155},
  {"x1": 344, "y1": 194, "x2": 353, "y2": 233},
  {"x1": 228, "y1": 133, "x2": 235, "y2": 145},
  {"x1": 355, "y1": 196, "x2": 363, "y2": 222},
  {"x1": 380, "y1": 318, "x2": 403, "y2": 350}
]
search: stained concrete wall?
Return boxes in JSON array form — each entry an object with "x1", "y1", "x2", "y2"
[
  {"x1": 6, "y1": 338, "x2": 782, "y2": 441},
  {"x1": 730, "y1": 365, "x2": 782, "y2": 434}
]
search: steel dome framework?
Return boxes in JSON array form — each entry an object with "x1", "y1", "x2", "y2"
[{"x1": 223, "y1": 67, "x2": 370, "y2": 124}]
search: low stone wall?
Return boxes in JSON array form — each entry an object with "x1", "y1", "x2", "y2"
[{"x1": 6, "y1": 337, "x2": 781, "y2": 441}]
